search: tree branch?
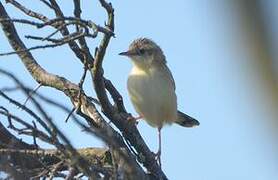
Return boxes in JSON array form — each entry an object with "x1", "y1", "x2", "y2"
[
  {"x1": 0, "y1": 0, "x2": 171, "y2": 178},
  {"x1": 0, "y1": 2, "x2": 148, "y2": 179},
  {"x1": 91, "y1": 1, "x2": 167, "y2": 179}
]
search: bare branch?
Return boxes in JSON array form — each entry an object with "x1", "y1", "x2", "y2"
[
  {"x1": 6, "y1": 0, "x2": 49, "y2": 21},
  {"x1": 0, "y1": 90, "x2": 51, "y2": 135},
  {"x1": 23, "y1": 83, "x2": 42, "y2": 106},
  {"x1": 39, "y1": 0, "x2": 54, "y2": 10},
  {"x1": 0, "y1": 0, "x2": 171, "y2": 179},
  {"x1": 91, "y1": 0, "x2": 167, "y2": 179},
  {"x1": 0, "y1": 31, "x2": 95, "y2": 56},
  {"x1": 0, "y1": 115, "x2": 36, "y2": 149}
]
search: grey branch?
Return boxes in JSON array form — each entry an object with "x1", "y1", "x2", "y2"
[{"x1": 0, "y1": 0, "x2": 169, "y2": 179}]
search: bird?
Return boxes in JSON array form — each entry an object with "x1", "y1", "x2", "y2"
[{"x1": 119, "y1": 38, "x2": 199, "y2": 166}]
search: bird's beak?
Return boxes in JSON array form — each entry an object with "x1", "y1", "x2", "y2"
[
  {"x1": 119, "y1": 50, "x2": 136, "y2": 56},
  {"x1": 118, "y1": 51, "x2": 129, "y2": 56}
]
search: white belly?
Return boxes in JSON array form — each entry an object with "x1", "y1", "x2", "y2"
[{"x1": 127, "y1": 66, "x2": 177, "y2": 128}]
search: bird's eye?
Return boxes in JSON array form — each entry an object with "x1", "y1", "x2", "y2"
[{"x1": 138, "y1": 48, "x2": 145, "y2": 55}]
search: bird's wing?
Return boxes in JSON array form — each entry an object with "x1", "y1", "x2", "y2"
[{"x1": 162, "y1": 64, "x2": 176, "y2": 90}]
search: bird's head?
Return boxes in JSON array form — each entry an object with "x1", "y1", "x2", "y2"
[{"x1": 119, "y1": 38, "x2": 166, "y2": 69}]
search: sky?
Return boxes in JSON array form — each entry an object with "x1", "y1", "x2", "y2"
[{"x1": 0, "y1": 1, "x2": 277, "y2": 180}]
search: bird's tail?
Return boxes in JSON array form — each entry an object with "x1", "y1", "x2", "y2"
[{"x1": 176, "y1": 110, "x2": 200, "y2": 128}]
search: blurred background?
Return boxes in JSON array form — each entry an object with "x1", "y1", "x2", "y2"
[{"x1": 0, "y1": 0, "x2": 277, "y2": 179}]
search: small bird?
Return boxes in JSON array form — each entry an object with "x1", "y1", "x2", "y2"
[{"x1": 119, "y1": 38, "x2": 199, "y2": 166}]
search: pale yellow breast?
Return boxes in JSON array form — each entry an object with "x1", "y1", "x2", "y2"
[{"x1": 127, "y1": 66, "x2": 177, "y2": 128}]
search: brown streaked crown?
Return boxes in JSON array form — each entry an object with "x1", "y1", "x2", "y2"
[{"x1": 129, "y1": 38, "x2": 167, "y2": 64}]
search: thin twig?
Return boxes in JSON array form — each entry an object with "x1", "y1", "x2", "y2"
[
  {"x1": 39, "y1": 0, "x2": 54, "y2": 10},
  {"x1": 0, "y1": 31, "x2": 93, "y2": 56},
  {"x1": 23, "y1": 83, "x2": 42, "y2": 106},
  {"x1": 32, "y1": 121, "x2": 39, "y2": 149},
  {"x1": 65, "y1": 108, "x2": 76, "y2": 123},
  {"x1": 0, "y1": 90, "x2": 51, "y2": 135},
  {"x1": 0, "y1": 109, "x2": 53, "y2": 144},
  {"x1": 6, "y1": 0, "x2": 49, "y2": 21}
]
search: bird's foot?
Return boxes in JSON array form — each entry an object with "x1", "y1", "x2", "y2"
[{"x1": 154, "y1": 150, "x2": 162, "y2": 168}]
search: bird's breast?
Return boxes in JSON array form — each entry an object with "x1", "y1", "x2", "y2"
[{"x1": 127, "y1": 66, "x2": 177, "y2": 128}]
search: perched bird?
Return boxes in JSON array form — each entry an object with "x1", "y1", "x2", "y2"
[{"x1": 119, "y1": 38, "x2": 199, "y2": 165}]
